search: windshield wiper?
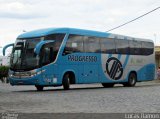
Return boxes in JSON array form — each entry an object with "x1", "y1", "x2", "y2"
[{"x1": 12, "y1": 57, "x2": 21, "y2": 70}]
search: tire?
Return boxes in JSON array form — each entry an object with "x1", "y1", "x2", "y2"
[
  {"x1": 35, "y1": 85, "x2": 44, "y2": 91},
  {"x1": 123, "y1": 73, "x2": 137, "y2": 87},
  {"x1": 62, "y1": 74, "x2": 70, "y2": 90},
  {"x1": 102, "y1": 83, "x2": 114, "y2": 88}
]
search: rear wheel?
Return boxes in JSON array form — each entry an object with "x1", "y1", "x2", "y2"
[
  {"x1": 62, "y1": 74, "x2": 70, "y2": 90},
  {"x1": 35, "y1": 85, "x2": 44, "y2": 91},
  {"x1": 102, "y1": 83, "x2": 114, "y2": 88},
  {"x1": 123, "y1": 73, "x2": 137, "y2": 87}
]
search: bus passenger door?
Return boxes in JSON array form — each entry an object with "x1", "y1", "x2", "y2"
[
  {"x1": 36, "y1": 41, "x2": 56, "y2": 85},
  {"x1": 62, "y1": 35, "x2": 85, "y2": 84},
  {"x1": 83, "y1": 36, "x2": 100, "y2": 83},
  {"x1": 83, "y1": 58, "x2": 99, "y2": 83}
]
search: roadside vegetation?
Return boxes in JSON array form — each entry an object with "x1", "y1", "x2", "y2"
[{"x1": 0, "y1": 66, "x2": 9, "y2": 83}]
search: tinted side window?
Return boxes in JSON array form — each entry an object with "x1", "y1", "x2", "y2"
[
  {"x1": 129, "y1": 40, "x2": 142, "y2": 55},
  {"x1": 134, "y1": 41, "x2": 142, "y2": 55},
  {"x1": 41, "y1": 42, "x2": 56, "y2": 66},
  {"x1": 142, "y1": 41, "x2": 154, "y2": 55},
  {"x1": 100, "y1": 38, "x2": 116, "y2": 54},
  {"x1": 84, "y1": 36, "x2": 100, "y2": 53},
  {"x1": 45, "y1": 34, "x2": 65, "y2": 41},
  {"x1": 45, "y1": 33, "x2": 65, "y2": 52},
  {"x1": 115, "y1": 39, "x2": 129, "y2": 54},
  {"x1": 64, "y1": 35, "x2": 84, "y2": 54}
]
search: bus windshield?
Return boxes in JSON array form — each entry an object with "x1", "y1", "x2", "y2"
[
  {"x1": 10, "y1": 34, "x2": 65, "y2": 71},
  {"x1": 10, "y1": 38, "x2": 42, "y2": 71}
]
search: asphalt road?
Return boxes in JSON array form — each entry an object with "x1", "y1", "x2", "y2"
[{"x1": 0, "y1": 80, "x2": 160, "y2": 114}]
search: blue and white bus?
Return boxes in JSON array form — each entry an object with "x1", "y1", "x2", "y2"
[{"x1": 3, "y1": 28, "x2": 155, "y2": 91}]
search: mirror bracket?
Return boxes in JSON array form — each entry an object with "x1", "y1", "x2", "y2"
[
  {"x1": 3, "y1": 43, "x2": 14, "y2": 56},
  {"x1": 34, "y1": 40, "x2": 55, "y2": 55}
]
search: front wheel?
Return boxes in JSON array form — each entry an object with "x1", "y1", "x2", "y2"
[
  {"x1": 35, "y1": 85, "x2": 44, "y2": 91},
  {"x1": 62, "y1": 74, "x2": 70, "y2": 90},
  {"x1": 123, "y1": 73, "x2": 137, "y2": 87}
]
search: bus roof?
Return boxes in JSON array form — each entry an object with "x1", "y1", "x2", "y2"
[
  {"x1": 17, "y1": 27, "x2": 153, "y2": 42},
  {"x1": 17, "y1": 28, "x2": 109, "y2": 38}
]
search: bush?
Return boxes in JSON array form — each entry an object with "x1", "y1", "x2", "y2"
[{"x1": 0, "y1": 66, "x2": 9, "y2": 79}]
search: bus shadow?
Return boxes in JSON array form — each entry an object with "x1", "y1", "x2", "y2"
[
  {"x1": 13, "y1": 83, "x2": 160, "y2": 93},
  {"x1": 13, "y1": 86, "x2": 105, "y2": 93}
]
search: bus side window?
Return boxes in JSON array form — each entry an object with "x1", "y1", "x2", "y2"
[
  {"x1": 129, "y1": 40, "x2": 134, "y2": 55},
  {"x1": 84, "y1": 36, "x2": 100, "y2": 53},
  {"x1": 129, "y1": 40, "x2": 141, "y2": 55},
  {"x1": 41, "y1": 47, "x2": 50, "y2": 65},
  {"x1": 134, "y1": 41, "x2": 142, "y2": 55},
  {"x1": 41, "y1": 43, "x2": 55, "y2": 66},
  {"x1": 63, "y1": 35, "x2": 84, "y2": 55},
  {"x1": 100, "y1": 38, "x2": 116, "y2": 54},
  {"x1": 115, "y1": 39, "x2": 129, "y2": 54},
  {"x1": 141, "y1": 41, "x2": 154, "y2": 55}
]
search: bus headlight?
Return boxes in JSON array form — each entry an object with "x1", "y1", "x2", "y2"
[
  {"x1": 9, "y1": 69, "x2": 43, "y2": 78},
  {"x1": 9, "y1": 70, "x2": 14, "y2": 77},
  {"x1": 30, "y1": 70, "x2": 37, "y2": 77},
  {"x1": 30, "y1": 70, "x2": 42, "y2": 77}
]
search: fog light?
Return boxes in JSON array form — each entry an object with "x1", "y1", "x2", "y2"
[{"x1": 53, "y1": 78, "x2": 57, "y2": 83}]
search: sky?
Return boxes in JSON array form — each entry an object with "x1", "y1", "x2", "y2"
[{"x1": 0, "y1": 0, "x2": 160, "y2": 55}]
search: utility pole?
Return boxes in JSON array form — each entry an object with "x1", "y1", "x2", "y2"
[{"x1": 154, "y1": 34, "x2": 157, "y2": 45}]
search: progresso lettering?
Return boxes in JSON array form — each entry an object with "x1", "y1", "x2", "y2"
[{"x1": 68, "y1": 55, "x2": 97, "y2": 62}]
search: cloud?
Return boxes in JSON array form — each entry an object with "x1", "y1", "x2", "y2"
[
  {"x1": 0, "y1": 12, "x2": 47, "y2": 19},
  {"x1": 0, "y1": 1, "x2": 47, "y2": 19},
  {"x1": 0, "y1": 0, "x2": 160, "y2": 51}
]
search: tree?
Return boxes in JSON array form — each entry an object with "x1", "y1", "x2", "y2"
[{"x1": 0, "y1": 66, "x2": 9, "y2": 83}]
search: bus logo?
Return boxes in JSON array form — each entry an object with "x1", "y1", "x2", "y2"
[{"x1": 106, "y1": 57, "x2": 123, "y2": 80}]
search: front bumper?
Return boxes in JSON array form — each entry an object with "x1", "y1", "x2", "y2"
[{"x1": 9, "y1": 75, "x2": 40, "y2": 85}]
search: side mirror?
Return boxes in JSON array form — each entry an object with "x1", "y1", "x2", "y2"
[
  {"x1": 3, "y1": 43, "x2": 14, "y2": 56},
  {"x1": 62, "y1": 50, "x2": 72, "y2": 56},
  {"x1": 34, "y1": 40, "x2": 55, "y2": 55}
]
